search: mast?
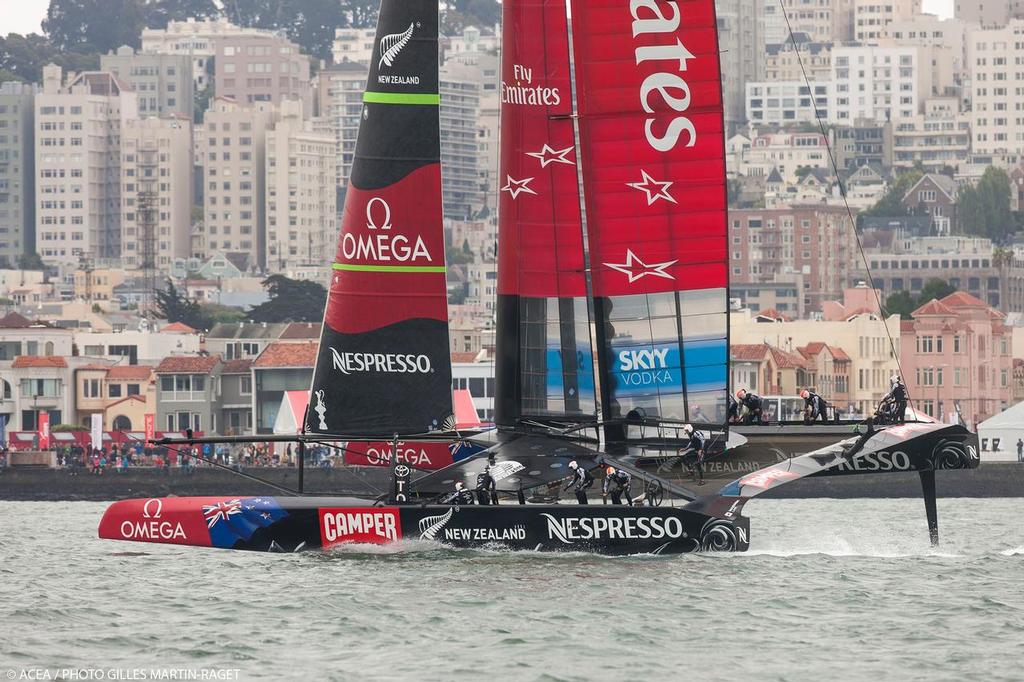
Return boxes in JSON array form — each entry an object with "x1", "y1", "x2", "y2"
[
  {"x1": 568, "y1": 0, "x2": 730, "y2": 439},
  {"x1": 306, "y1": 0, "x2": 453, "y2": 437},
  {"x1": 495, "y1": 0, "x2": 598, "y2": 429}
]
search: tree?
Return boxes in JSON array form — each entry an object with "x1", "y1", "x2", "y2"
[
  {"x1": 155, "y1": 279, "x2": 213, "y2": 330},
  {"x1": 859, "y1": 169, "x2": 924, "y2": 222},
  {"x1": 958, "y1": 167, "x2": 1014, "y2": 243},
  {"x1": 917, "y1": 278, "x2": 956, "y2": 304},
  {"x1": 884, "y1": 290, "x2": 917, "y2": 320},
  {"x1": 43, "y1": 0, "x2": 144, "y2": 52},
  {"x1": 0, "y1": 32, "x2": 98, "y2": 83},
  {"x1": 17, "y1": 252, "x2": 45, "y2": 270},
  {"x1": 247, "y1": 275, "x2": 327, "y2": 323}
]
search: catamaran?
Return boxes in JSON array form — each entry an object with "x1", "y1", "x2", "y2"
[{"x1": 99, "y1": 0, "x2": 979, "y2": 555}]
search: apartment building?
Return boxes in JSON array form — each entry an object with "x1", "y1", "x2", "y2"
[
  {"x1": 100, "y1": 46, "x2": 194, "y2": 119},
  {"x1": 830, "y1": 44, "x2": 929, "y2": 124},
  {"x1": 120, "y1": 116, "x2": 193, "y2": 270},
  {"x1": 737, "y1": 132, "x2": 831, "y2": 181},
  {"x1": 264, "y1": 100, "x2": 336, "y2": 270},
  {"x1": 832, "y1": 119, "x2": 893, "y2": 170},
  {"x1": 763, "y1": 0, "x2": 854, "y2": 45},
  {"x1": 955, "y1": 0, "x2": 1024, "y2": 27},
  {"x1": 968, "y1": 20, "x2": 1024, "y2": 155},
  {"x1": 35, "y1": 65, "x2": 138, "y2": 266},
  {"x1": 885, "y1": 15, "x2": 968, "y2": 86},
  {"x1": 155, "y1": 354, "x2": 222, "y2": 433},
  {"x1": 746, "y1": 81, "x2": 831, "y2": 126},
  {"x1": 0, "y1": 82, "x2": 35, "y2": 268},
  {"x1": 214, "y1": 32, "x2": 311, "y2": 112},
  {"x1": 891, "y1": 101, "x2": 972, "y2": 171},
  {"x1": 317, "y1": 62, "x2": 368, "y2": 189},
  {"x1": 440, "y1": 60, "x2": 484, "y2": 219},
  {"x1": 330, "y1": 27, "x2": 376, "y2": 66},
  {"x1": 200, "y1": 97, "x2": 275, "y2": 268},
  {"x1": 853, "y1": 0, "x2": 916, "y2": 42},
  {"x1": 765, "y1": 38, "x2": 832, "y2": 82},
  {"x1": 716, "y1": 0, "x2": 766, "y2": 131},
  {"x1": 729, "y1": 205, "x2": 856, "y2": 310}
]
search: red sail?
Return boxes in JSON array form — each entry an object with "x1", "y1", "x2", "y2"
[
  {"x1": 495, "y1": 0, "x2": 596, "y2": 424},
  {"x1": 569, "y1": 0, "x2": 729, "y2": 426}
]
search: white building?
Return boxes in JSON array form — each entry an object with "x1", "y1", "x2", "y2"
[
  {"x1": 853, "y1": 0, "x2": 916, "y2": 43},
  {"x1": 830, "y1": 44, "x2": 928, "y2": 124},
  {"x1": 885, "y1": 15, "x2": 969, "y2": 87},
  {"x1": 0, "y1": 82, "x2": 35, "y2": 269},
  {"x1": 955, "y1": 0, "x2": 1024, "y2": 27},
  {"x1": 330, "y1": 28, "x2": 376, "y2": 66},
  {"x1": 737, "y1": 132, "x2": 831, "y2": 182},
  {"x1": 716, "y1": 0, "x2": 766, "y2": 130},
  {"x1": 120, "y1": 116, "x2": 193, "y2": 271},
  {"x1": 746, "y1": 81, "x2": 831, "y2": 126},
  {"x1": 317, "y1": 62, "x2": 368, "y2": 189},
  {"x1": 968, "y1": 20, "x2": 1024, "y2": 156},
  {"x1": 764, "y1": 0, "x2": 854, "y2": 45},
  {"x1": 891, "y1": 99, "x2": 972, "y2": 170},
  {"x1": 264, "y1": 100, "x2": 336, "y2": 271},
  {"x1": 35, "y1": 66, "x2": 137, "y2": 267},
  {"x1": 445, "y1": 26, "x2": 500, "y2": 61}
]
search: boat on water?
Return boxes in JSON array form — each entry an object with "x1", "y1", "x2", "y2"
[{"x1": 99, "y1": 0, "x2": 979, "y2": 556}]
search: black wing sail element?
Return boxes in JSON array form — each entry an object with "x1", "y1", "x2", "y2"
[{"x1": 307, "y1": 0, "x2": 453, "y2": 437}]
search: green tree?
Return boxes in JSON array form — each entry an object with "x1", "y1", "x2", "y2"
[
  {"x1": 859, "y1": 169, "x2": 923, "y2": 221},
  {"x1": 155, "y1": 279, "x2": 213, "y2": 330},
  {"x1": 16, "y1": 252, "x2": 45, "y2": 270},
  {"x1": 917, "y1": 278, "x2": 955, "y2": 304},
  {"x1": 0, "y1": 32, "x2": 98, "y2": 83},
  {"x1": 958, "y1": 167, "x2": 1014, "y2": 242},
  {"x1": 43, "y1": 0, "x2": 144, "y2": 52},
  {"x1": 884, "y1": 290, "x2": 917, "y2": 319},
  {"x1": 247, "y1": 275, "x2": 327, "y2": 323}
]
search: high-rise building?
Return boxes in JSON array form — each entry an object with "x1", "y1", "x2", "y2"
[
  {"x1": 764, "y1": 0, "x2": 854, "y2": 45},
  {"x1": 120, "y1": 116, "x2": 193, "y2": 271},
  {"x1": 440, "y1": 60, "x2": 484, "y2": 219},
  {"x1": 717, "y1": 0, "x2": 766, "y2": 131},
  {"x1": 100, "y1": 46, "x2": 194, "y2": 119},
  {"x1": 200, "y1": 97, "x2": 274, "y2": 269},
  {"x1": 967, "y1": 20, "x2": 1024, "y2": 155},
  {"x1": 264, "y1": 100, "x2": 336, "y2": 270},
  {"x1": 853, "y1": 0, "x2": 916, "y2": 43},
  {"x1": 317, "y1": 62, "x2": 368, "y2": 189},
  {"x1": 955, "y1": 0, "x2": 1024, "y2": 27},
  {"x1": 214, "y1": 32, "x2": 311, "y2": 113},
  {"x1": 830, "y1": 45, "x2": 929, "y2": 124},
  {"x1": 0, "y1": 82, "x2": 35, "y2": 268},
  {"x1": 35, "y1": 65, "x2": 137, "y2": 266},
  {"x1": 884, "y1": 15, "x2": 967, "y2": 95}
]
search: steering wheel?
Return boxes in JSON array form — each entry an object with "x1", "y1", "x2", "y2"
[{"x1": 645, "y1": 479, "x2": 664, "y2": 507}]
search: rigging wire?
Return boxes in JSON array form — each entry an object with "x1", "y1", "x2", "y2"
[{"x1": 776, "y1": 0, "x2": 914, "y2": 415}]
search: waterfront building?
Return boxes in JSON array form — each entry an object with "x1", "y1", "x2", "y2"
[
  {"x1": 155, "y1": 354, "x2": 223, "y2": 433},
  {"x1": 0, "y1": 82, "x2": 35, "y2": 268},
  {"x1": 100, "y1": 47, "x2": 194, "y2": 119},
  {"x1": 35, "y1": 66, "x2": 137, "y2": 266}
]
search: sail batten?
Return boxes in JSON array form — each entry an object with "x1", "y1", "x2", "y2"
[{"x1": 307, "y1": 0, "x2": 453, "y2": 437}]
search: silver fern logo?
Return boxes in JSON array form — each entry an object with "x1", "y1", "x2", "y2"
[
  {"x1": 379, "y1": 23, "x2": 415, "y2": 68},
  {"x1": 418, "y1": 508, "x2": 453, "y2": 540}
]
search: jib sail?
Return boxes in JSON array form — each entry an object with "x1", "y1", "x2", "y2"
[
  {"x1": 495, "y1": 0, "x2": 597, "y2": 427},
  {"x1": 307, "y1": 0, "x2": 453, "y2": 437},
  {"x1": 567, "y1": 0, "x2": 730, "y2": 433}
]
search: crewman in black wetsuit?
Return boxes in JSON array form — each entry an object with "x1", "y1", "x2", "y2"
[
  {"x1": 681, "y1": 423, "x2": 707, "y2": 485},
  {"x1": 727, "y1": 393, "x2": 740, "y2": 423},
  {"x1": 602, "y1": 466, "x2": 633, "y2": 505},
  {"x1": 801, "y1": 389, "x2": 828, "y2": 424},
  {"x1": 884, "y1": 375, "x2": 908, "y2": 423},
  {"x1": 563, "y1": 460, "x2": 594, "y2": 504},
  {"x1": 475, "y1": 464, "x2": 497, "y2": 505},
  {"x1": 441, "y1": 481, "x2": 475, "y2": 505},
  {"x1": 735, "y1": 389, "x2": 764, "y2": 424}
]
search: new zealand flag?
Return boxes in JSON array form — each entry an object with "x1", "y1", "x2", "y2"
[{"x1": 202, "y1": 497, "x2": 288, "y2": 548}]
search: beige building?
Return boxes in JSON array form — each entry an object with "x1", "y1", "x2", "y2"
[
  {"x1": 764, "y1": 0, "x2": 854, "y2": 45},
  {"x1": 214, "y1": 32, "x2": 311, "y2": 113},
  {"x1": 885, "y1": 15, "x2": 968, "y2": 86},
  {"x1": 264, "y1": 100, "x2": 336, "y2": 270},
  {"x1": 891, "y1": 100, "x2": 972, "y2": 170},
  {"x1": 200, "y1": 97, "x2": 274, "y2": 268},
  {"x1": 0, "y1": 81, "x2": 35, "y2": 268},
  {"x1": 968, "y1": 20, "x2": 1024, "y2": 155},
  {"x1": 765, "y1": 39, "x2": 832, "y2": 83},
  {"x1": 853, "y1": 0, "x2": 916, "y2": 42},
  {"x1": 955, "y1": 0, "x2": 1024, "y2": 27},
  {"x1": 72, "y1": 268, "x2": 126, "y2": 302},
  {"x1": 716, "y1": 0, "x2": 766, "y2": 131},
  {"x1": 317, "y1": 62, "x2": 368, "y2": 189},
  {"x1": 440, "y1": 60, "x2": 485, "y2": 219},
  {"x1": 331, "y1": 28, "x2": 376, "y2": 66},
  {"x1": 121, "y1": 116, "x2": 193, "y2": 271},
  {"x1": 100, "y1": 46, "x2": 194, "y2": 119},
  {"x1": 830, "y1": 44, "x2": 930, "y2": 124},
  {"x1": 731, "y1": 308, "x2": 901, "y2": 415},
  {"x1": 35, "y1": 66, "x2": 137, "y2": 266}
]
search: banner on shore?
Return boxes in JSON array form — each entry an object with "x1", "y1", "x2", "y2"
[
  {"x1": 144, "y1": 413, "x2": 155, "y2": 444},
  {"x1": 38, "y1": 412, "x2": 50, "y2": 449},
  {"x1": 91, "y1": 413, "x2": 103, "y2": 452}
]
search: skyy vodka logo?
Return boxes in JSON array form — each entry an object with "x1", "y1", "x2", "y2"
[{"x1": 617, "y1": 346, "x2": 676, "y2": 389}]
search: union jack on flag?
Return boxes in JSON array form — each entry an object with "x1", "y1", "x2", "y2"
[{"x1": 203, "y1": 499, "x2": 243, "y2": 528}]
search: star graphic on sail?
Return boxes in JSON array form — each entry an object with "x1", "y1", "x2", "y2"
[
  {"x1": 627, "y1": 170, "x2": 677, "y2": 205},
  {"x1": 501, "y1": 175, "x2": 538, "y2": 199},
  {"x1": 603, "y1": 249, "x2": 678, "y2": 283},
  {"x1": 526, "y1": 144, "x2": 575, "y2": 168}
]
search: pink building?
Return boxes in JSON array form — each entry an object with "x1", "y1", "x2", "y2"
[{"x1": 899, "y1": 292, "x2": 1012, "y2": 428}]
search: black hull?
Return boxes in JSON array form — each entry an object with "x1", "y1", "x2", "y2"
[{"x1": 98, "y1": 496, "x2": 749, "y2": 556}]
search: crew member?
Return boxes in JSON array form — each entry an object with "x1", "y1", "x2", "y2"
[
  {"x1": 602, "y1": 466, "x2": 633, "y2": 505},
  {"x1": 885, "y1": 375, "x2": 908, "y2": 424},
  {"x1": 727, "y1": 393, "x2": 741, "y2": 423},
  {"x1": 681, "y1": 424, "x2": 707, "y2": 486},
  {"x1": 564, "y1": 460, "x2": 594, "y2": 505},
  {"x1": 736, "y1": 389, "x2": 764, "y2": 424},
  {"x1": 442, "y1": 481, "x2": 475, "y2": 506},
  {"x1": 801, "y1": 389, "x2": 828, "y2": 424},
  {"x1": 475, "y1": 464, "x2": 498, "y2": 505}
]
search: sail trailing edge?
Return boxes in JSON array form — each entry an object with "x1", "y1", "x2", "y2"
[
  {"x1": 495, "y1": 0, "x2": 598, "y2": 427},
  {"x1": 307, "y1": 0, "x2": 453, "y2": 437},
  {"x1": 568, "y1": 0, "x2": 730, "y2": 434}
]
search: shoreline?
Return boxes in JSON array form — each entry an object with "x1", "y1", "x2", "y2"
[{"x1": 1, "y1": 462, "x2": 1021, "y2": 501}]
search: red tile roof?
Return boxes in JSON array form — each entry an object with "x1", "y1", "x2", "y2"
[
  {"x1": 900, "y1": 320, "x2": 915, "y2": 333},
  {"x1": 279, "y1": 322, "x2": 322, "y2": 340},
  {"x1": 106, "y1": 394, "x2": 147, "y2": 409},
  {"x1": 730, "y1": 344, "x2": 771, "y2": 361},
  {"x1": 161, "y1": 322, "x2": 197, "y2": 334},
  {"x1": 155, "y1": 355, "x2": 220, "y2": 374},
  {"x1": 221, "y1": 358, "x2": 254, "y2": 374},
  {"x1": 769, "y1": 346, "x2": 812, "y2": 370},
  {"x1": 254, "y1": 342, "x2": 317, "y2": 368},
  {"x1": 450, "y1": 352, "x2": 480, "y2": 363},
  {"x1": 912, "y1": 299, "x2": 955, "y2": 317},
  {"x1": 12, "y1": 356, "x2": 67, "y2": 368},
  {"x1": 831, "y1": 347, "x2": 852, "y2": 362},
  {"x1": 0, "y1": 312, "x2": 36, "y2": 328},
  {"x1": 940, "y1": 292, "x2": 989, "y2": 309},
  {"x1": 78, "y1": 363, "x2": 113, "y2": 371},
  {"x1": 107, "y1": 365, "x2": 154, "y2": 381}
]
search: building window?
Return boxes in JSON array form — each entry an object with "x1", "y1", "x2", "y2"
[{"x1": 109, "y1": 384, "x2": 122, "y2": 398}]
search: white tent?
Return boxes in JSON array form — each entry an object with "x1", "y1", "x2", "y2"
[{"x1": 977, "y1": 402, "x2": 1024, "y2": 462}]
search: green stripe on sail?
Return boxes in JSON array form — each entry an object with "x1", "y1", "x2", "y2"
[
  {"x1": 333, "y1": 262, "x2": 446, "y2": 273},
  {"x1": 362, "y1": 91, "x2": 440, "y2": 105}
]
